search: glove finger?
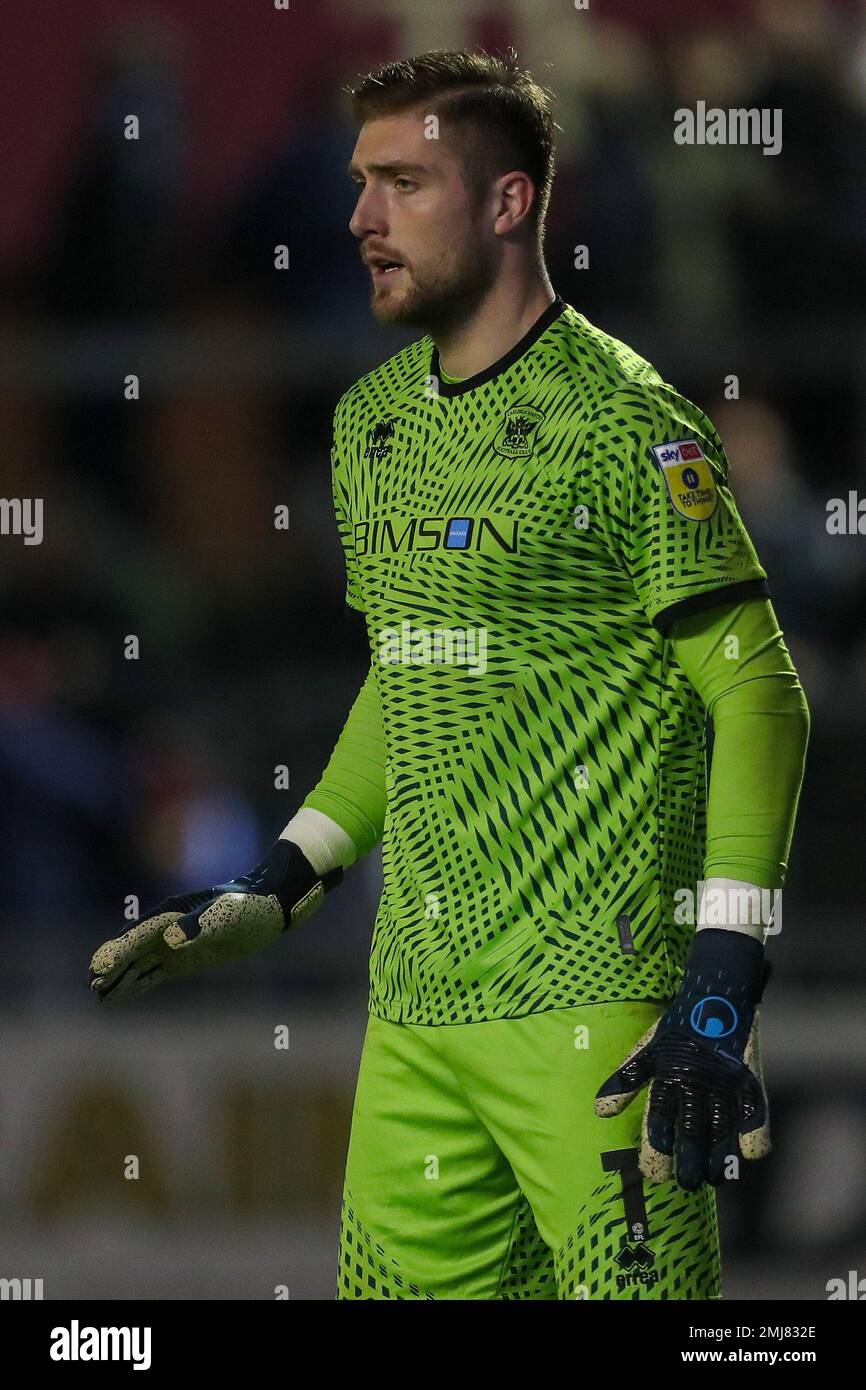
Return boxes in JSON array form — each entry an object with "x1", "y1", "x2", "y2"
[
  {"x1": 88, "y1": 885, "x2": 219, "y2": 986},
  {"x1": 645, "y1": 1076, "x2": 677, "y2": 1155},
  {"x1": 674, "y1": 1084, "x2": 708, "y2": 1192},
  {"x1": 94, "y1": 909, "x2": 210, "y2": 1000},
  {"x1": 740, "y1": 1121, "x2": 771, "y2": 1160},
  {"x1": 89, "y1": 915, "x2": 170, "y2": 979},
  {"x1": 89, "y1": 911, "x2": 184, "y2": 998},
  {"x1": 639, "y1": 1080, "x2": 675, "y2": 1183},
  {"x1": 738, "y1": 1016, "x2": 772, "y2": 1160},
  {"x1": 707, "y1": 1091, "x2": 736, "y2": 1185},
  {"x1": 707, "y1": 1136, "x2": 735, "y2": 1186},
  {"x1": 92, "y1": 949, "x2": 175, "y2": 1003},
  {"x1": 594, "y1": 1020, "x2": 659, "y2": 1117},
  {"x1": 94, "y1": 959, "x2": 171, "y2": 1004}
]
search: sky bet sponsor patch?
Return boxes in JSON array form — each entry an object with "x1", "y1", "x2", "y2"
[{"x1": 651, "y1": 439, "x2": 718, "y2": 520}]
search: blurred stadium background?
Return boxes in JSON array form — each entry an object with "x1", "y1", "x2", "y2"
[{"x1": 1, "y1": 0, "x2": 865, "y2": 1300}]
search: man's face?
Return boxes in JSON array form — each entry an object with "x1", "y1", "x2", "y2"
[{"x1": 348, "y1": 110, "x2": 500, "y2": 333}]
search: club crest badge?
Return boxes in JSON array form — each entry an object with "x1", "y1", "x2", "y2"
[{"x1": 494, "y1": 405, "x2": 545, "y2": 459}]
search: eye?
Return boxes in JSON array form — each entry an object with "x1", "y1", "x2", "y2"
[{"x1": 394, "y1": 176, "x2": 417, "y2": 192}]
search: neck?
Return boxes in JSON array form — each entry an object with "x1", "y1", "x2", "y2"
[{"x1": 435, "y1": 267, "x2": 556, "y2": 381}]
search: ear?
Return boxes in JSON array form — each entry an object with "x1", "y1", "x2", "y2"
[{"x1": 493, "y1": 170, "x2": 536, "y2": 235}]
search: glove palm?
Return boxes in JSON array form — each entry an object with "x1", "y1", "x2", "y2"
[{"x1": 89, "y1": 840, "x2": 341, "y2": 1003}]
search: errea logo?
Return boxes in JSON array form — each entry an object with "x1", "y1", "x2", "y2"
[
  {"x1": 364, "y1": 418, "x2": 396, "y2": 461},
  {"x1": 614, "y1": 1242, "x2": 660, "y2": 1292}
]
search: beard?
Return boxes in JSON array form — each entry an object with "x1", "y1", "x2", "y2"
[{"x1": 370, "y1": 233, "x2": 500, "y2": 337}]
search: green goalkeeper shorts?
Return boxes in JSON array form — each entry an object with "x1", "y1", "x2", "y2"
[{"x1": 337, "y1": 1000, "x2": 722, "y2": 1300}]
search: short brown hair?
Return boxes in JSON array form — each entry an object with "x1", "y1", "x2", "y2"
[{"x1": 347, "y1": 48, "x2": 557, "y2": 242}]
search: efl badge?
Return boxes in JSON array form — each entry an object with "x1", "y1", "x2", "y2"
[
  {"x1": 495, "y1": 405, "x2": 544, "y2": 458},
  {"x1": 651, "y1": 439, "x2": 717, "y2": 520}
]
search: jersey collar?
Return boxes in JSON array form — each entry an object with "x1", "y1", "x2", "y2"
[{"x1": 430, "y1": 293, "x2": 567, "y2": 398}]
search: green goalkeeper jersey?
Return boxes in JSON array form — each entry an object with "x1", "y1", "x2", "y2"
[{"x1": 328, "y1": 295, "x2": 768, "y2": 1025}]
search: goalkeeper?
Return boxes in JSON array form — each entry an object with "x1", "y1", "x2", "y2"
[{"x1": 90, "y1": 45, "x2": 812, "y2": 1300}]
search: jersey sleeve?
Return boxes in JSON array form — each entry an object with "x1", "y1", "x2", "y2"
[
  {"x1": 671, "y1": 598, "x2": 810, "y2": 887},
  {"x1": 330, "y1": 402, "x2": 366, "y2": 615},
  {"x1": 303, "y1": 661, "x2": 387, "y2": 857},
  {"x1": 582, "y1": 382, "x2": 768, "y2": 631}
]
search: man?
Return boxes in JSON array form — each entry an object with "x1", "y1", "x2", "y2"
[{"x1": 91, "y1": 49, "x2": 809, "y2": 1300}]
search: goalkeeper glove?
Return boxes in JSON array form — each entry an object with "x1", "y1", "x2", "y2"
[
  {"x1": 89, "y1": 838, "x2": 342, "y2": 1003},
  {"x1": 594, "y1": 927, "x2": 772, "y2": 1190}
]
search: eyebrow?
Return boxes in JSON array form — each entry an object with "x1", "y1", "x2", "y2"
[{"x1": 347, "y1": 161, "x2": 432, "y2": 179}]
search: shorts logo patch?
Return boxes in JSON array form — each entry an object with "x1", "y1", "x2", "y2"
[
  {"x1": 614, "y1": 1241, "x2": 660, "y2": 1292},
  {"x1": 651, "y1": 439, "x2": 717, "y2": 520}
]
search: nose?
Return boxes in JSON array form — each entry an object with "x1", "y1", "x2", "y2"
[{"x1": 349, "y1": 183, "x2": 387, "y2": 242}]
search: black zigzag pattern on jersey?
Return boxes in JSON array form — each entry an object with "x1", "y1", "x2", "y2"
[{"x1": 330, "y1": 304, "x2": 765, "y2": 1025}]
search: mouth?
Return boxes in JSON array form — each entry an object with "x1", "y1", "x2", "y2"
[{"x1": 367, "y1": 256, "x2": 406, "y2": 284}]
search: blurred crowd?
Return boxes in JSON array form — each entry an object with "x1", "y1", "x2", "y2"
[{"x1": 1, "y1": 0, "x2": 865, "y2": 1001}]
